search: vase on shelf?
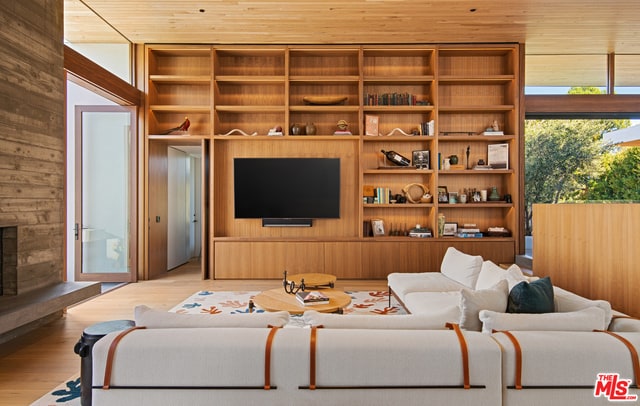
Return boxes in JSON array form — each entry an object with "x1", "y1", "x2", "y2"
[
  {"x1": 305, "y1": 123, "x2": 316, "y2": 135},
  {"x1": 437, "y1": 213, "x2": 445, "y2": 236},
  {"x1": 489, "y1": 186, "x2": 501, "y2": 201}
]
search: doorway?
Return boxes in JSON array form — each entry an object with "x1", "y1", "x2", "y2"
[{"x1": 147, "y1": 142, "x2": 204, "y2": 279}]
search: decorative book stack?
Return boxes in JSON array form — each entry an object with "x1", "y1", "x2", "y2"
[{"x1": 296, "y1": 291, "x2": 330, "y2": 306}]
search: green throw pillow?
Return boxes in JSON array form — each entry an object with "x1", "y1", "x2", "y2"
[{"x1": 507, "y1": 276, "x2": 554, "y2": 313}]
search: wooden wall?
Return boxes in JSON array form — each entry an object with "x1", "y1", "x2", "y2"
[
  {"x1": 532, "y1": 203, "x2": 640, "y2": 318},
  {"x1": 0, "y1": 1, "x2": 65, "y2": 293}
]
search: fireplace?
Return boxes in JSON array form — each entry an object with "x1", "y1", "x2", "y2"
[{"x1": 0, "y1": 226, "x2": 17, "y2": 296}]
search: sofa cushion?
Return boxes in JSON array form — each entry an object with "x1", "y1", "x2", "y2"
[
  {"x1": 388, "y1": 271, "x2": 467, "y2": 302},
  {"x1": 440, "y1": 247, "x2": 483, "y2": 289},
  {"x1": 134, "y1": 305, "x2": 290, "y2": 328},
  {"x1": 303, "y1": 308, "x2": 458, "y2": 329},
  {"x1": 459, "y1": 279, "x2": 509, "y2": 331},
  {"x1": 402, "y1": 291, "x2": 462, "y2": 317},
  {"x1": 480, "y1": 306, "x2": 607, "y2": 333},
  {"x1": 553, "y1": 286, "x2": 613, "y2": 328},
  {"x1": 507, "y1": 277, "x2": 555, "y2": 313}
]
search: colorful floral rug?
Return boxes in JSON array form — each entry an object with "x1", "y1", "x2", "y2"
[
  {"x1": 169, "y1": 290, "x2": 405, "y2": 327},
  {"x1": 31, "y1": 290, "x2": 403, "y2": 405}
]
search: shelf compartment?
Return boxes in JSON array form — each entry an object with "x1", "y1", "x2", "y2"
[
  {"x1": 289, "y1": 111, "x2": 360, "y2": 136},
  {"x1": 363, "y1": 136, "x2": 435, "y2": 142},
  {"x1": 363, "y1": 47, "x2": 435, "y2": 77},
  {"x1": 363, "y1": 169, "x2": 434, "y2": 175},
  {"x1": 364, "y1": 82, "x2": 434, "y2": 107},
  {"x1": 214, "y1": 111, "x2": 285, "y2": 136},
  {"x1": 289, "y1": 82, "x2": 359, "y2": 107},
  {"x1": 148, "y1": 111, "x2": 210, "y2": 136},
  {"x1": 214, "y1": 48, "x2": 285, "y2": 76},
  {"x1": 149, "y1": 75, "x2": 211, "y2": 84},
  {"x1": 148, "y1": 48, "x2": 211, "y2": 77},
  {"x1": 438, "y1": 48, "x2": 516, "y2": 77},
  {"x1": 215, "y1": 82, "x2": 285, "y2": 106},
  {"x1": 149, "y1": 82, "x2": 211, "y2": 106},
  {"x1": 289, "y1": 48, "x2": 360, "y2": 77},
  {"x1": 439, "y1": 83, "x2": 515, "y2": 107},
  {"x1": 438, "y1": 111, "x2": 517, "y2": 136},
  {"x1": 362, "y1": 110, "x2": 435, "y2": 137}
]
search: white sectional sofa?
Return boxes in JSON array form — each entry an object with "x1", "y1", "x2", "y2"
[{"x1": 87, "y1": 247, "x2": 639, "y2": 405}]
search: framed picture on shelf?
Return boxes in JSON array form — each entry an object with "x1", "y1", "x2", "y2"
[
  {"x1": 371, "y1": 219, "x2": 385, "y2": 236},
  {"x1": 412, "y1": 150, "x2": 430, "y2": 169},
  {"x1": 437, "y1": 186, "x2": 448, "y2": 203},
  {"x1": 443, "y1": 222, "x2": 458, "y2": 236},
  {"x1": 365, "y1": 115, "x2": 379, "y2": 136}
]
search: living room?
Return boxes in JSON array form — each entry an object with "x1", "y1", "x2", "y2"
[{"x1": 1, "y1": 1, "x2": 639, "y2": 405}]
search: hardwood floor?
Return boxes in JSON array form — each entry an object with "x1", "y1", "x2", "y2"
[{"x1": 0, "y1": 260, "x2": 386, "y2": 405}]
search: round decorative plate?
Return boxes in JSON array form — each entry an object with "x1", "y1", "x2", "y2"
[{"x1": 303, "y1": 96, "x2": 348, "y2": 105}]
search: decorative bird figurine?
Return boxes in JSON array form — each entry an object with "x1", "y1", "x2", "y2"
[{"x1": 162, "y1": 116, "x2": 190, "y2": 134}]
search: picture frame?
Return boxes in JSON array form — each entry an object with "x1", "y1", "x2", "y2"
[
  {"x1": 437, "y1": 186, "x2": 449, "y2": 203},
  {"x1": 365, "y1": 114, "x2": 379, "y2": 136},
  {"x1": 442, "y1": 222, "x2": 458, "y2": 236},
  {"x1": 371, "y1": 219, "x2": 385, "y2": 236},
  {"x1": 412, "y1": 150, "x2": 430, "y2": 169}
]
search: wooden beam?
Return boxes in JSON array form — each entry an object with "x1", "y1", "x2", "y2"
[
  {"x1": 525, "y1": 94, "x2": 640, "y2": 119},
  {"x1": 64, "y1": 45, "x2": 140, "y2": 106}
]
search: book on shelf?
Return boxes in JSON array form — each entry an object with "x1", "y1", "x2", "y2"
[
  {"x1": 483, "y1": 131, "x2": 504, "y2": 136},
  {"x1": 333, "y1": 130, "x2": 352, "y2": 135},
  {"x1": 459, "y1": 227, "x2": 480, "y2": 233},
  {"x1": 296, "y1": 290, "x2": 330, "y2": 305},
  {"x1": 456, "y1": 232, "x2": 484, "y2": 238}
]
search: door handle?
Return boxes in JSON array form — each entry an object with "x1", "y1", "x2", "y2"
[{"x1": 74, "y1": 223, "x2": 79, "y2": 240}]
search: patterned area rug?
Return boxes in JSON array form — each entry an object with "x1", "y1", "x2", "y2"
[
  {"x1": 170, "y1": 290, "x2": 405, "y2": 327},
  {"x1": 31, "y1": 290, "x2": 403, "y2": 405}
]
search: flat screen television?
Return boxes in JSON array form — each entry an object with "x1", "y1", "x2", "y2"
[{"x1": 233, "y1": 158, "x2": 340, "y2": 227}]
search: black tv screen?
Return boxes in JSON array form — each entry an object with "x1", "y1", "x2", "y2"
[{"x1": 234, "y1": 158, "x2": 340, "y2": 223}]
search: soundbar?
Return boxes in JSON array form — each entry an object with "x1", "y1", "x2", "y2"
[{"x1": 262, "y1": 218, "x2": 313, "y2": 227}]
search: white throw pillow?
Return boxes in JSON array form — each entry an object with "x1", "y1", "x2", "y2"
[
  {"x1": 303, "y1": 307, "x2": 459, "y2": 329},
  {"x1": 480, "y1": 306, "x2": 606, "y2": 333},
  {"x1": 459, "y1": 279, "x2": 509, "y2": 331},
  {"x1": 135, "y1": 305, "x2": 289, "y2": 328},
  {"x1": 553, "y1": 286, "x2": 613, "y2": 328},
  {"x1": 440, "y1": 247, "x2": 483, "y2": 289},
  {"x1": 475, "y1": 261, "x2": 505, "y2": 290}
]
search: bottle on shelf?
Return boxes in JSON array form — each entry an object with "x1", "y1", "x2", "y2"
[{"x1": 381, "y1": 149, "x2": 410, "y2": 166}]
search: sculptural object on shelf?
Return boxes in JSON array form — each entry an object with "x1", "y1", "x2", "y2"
[{"x1": 161, "y1": 116, "x2": 190, "y2": 135}]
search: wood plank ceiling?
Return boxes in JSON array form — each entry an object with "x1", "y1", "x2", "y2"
[
  {"x1": 64, "y1": 0, "x2": 640, "y2": 54},
  {"x1": 64, "y1": 0, "x2": 640, "y2": 87}
]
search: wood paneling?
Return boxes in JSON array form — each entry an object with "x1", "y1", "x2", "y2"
[
  {"x1": 0, "y1": 1, "x2": 64, "y2": 293},
  {"x1": 533, "y1": 203, "x2": 640, "y2": 318},
  {"x1": 147, "y1": 141, "x2": 168, "y2": 278},
  {"x1": 65, "y1": 1, "x2": 640, "y2": 57}
]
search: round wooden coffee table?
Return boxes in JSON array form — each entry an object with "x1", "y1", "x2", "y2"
[
  {"x1": 253, "y1": 288, "x2": 351, "y2": 315},
  {"x1": 284, "y1": 272, "x2": 336, "y2": 289}
]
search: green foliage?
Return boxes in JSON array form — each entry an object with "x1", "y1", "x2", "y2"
[
  {"x1": 583, "y1": 147, "x2": 640, "y2": 200},
  {"x1": 523, "y1": 86, "x2": 636, "y2": 235}
]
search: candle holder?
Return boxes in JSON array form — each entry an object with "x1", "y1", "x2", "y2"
[{"x1": 282, "y1": 270, "x2": 306, "y2": 294}]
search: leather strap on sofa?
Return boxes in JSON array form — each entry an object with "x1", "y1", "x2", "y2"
[
  {"x1": 309, "y1": 326, "x2": 323, "y2": 390},
  {"x1": 103, "y1": 326, "x2": 146, "y2": 389},
  {"x1": 492, "y1": 330, "x2": 523, "y2": 389},
  {"x1": 595, "y1": 329, "x2": 639, "y2": 386},
  {"x1": 445, "y1": 323, "x2": 470, "y2": 389},
  {"x1": 264, "y1": 326, "x2": 281, "y2": 390}
]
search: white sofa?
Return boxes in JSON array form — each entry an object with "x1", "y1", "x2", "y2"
[
  {"x1": 91, "y1": 326, "x2": 503, "y2": 406},
  {"x1": 87, "y1": 247, "x2": 639, "y2": 405}
]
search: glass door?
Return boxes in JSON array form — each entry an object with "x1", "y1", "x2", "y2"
[{"x1": 74, "y1": 106, "x2": 137, "y2": 282}]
